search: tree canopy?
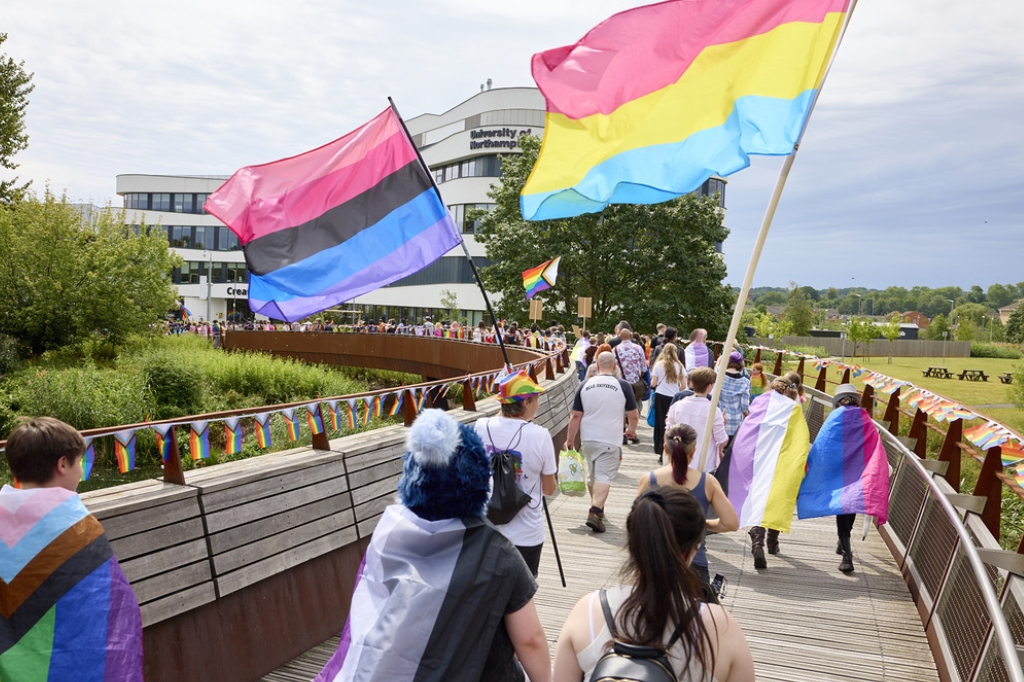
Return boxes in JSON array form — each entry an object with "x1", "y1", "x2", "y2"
[
  {"x1": 475, "y1": 135, "x2": 733, "y2": 336},
  {"x1": 783, "y1": 282, "x2": 814, "y2": 335},
  {"x1": 0, "y1": 192, "x2": 181, "y2": 353},
  {"x1": 0, "y1": 34, "x2": 34, "y2": 203}
]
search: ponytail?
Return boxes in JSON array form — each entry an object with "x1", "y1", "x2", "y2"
[{"x1": 664, "y1": 423, "x2": 696, "y2": 485}]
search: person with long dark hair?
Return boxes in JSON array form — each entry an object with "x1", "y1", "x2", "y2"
[
  {"x1": 638, "y1": 424, "x2": 738, "y2": 587},
  {"x1": 552, "y1": 487, "x2": 754, "y2": 681}
]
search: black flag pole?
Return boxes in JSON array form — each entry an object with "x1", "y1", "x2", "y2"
[{"x1": 389, "y1": 97, "x2": 567, "y2": 587}]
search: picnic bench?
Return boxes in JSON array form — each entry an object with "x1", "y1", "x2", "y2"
[
  {"x1": 958, "y1": 369, "x2": 989, "y2": 382},
  {"x1": 922, "y1": 366, "x2": 953, "y2": 379},
  {"x1": 1000, "y1": 372, "x2": 1014, "y2": 384}
]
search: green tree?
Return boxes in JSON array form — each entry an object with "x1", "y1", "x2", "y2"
[
  {"x1": 0, "y1": 34, "x2": 35, "y2": 203},
  {"x1": 1007, "y1": 305, "x2": 1024, "y2": 344},
  {"x1": 439, "y1": 288, "x2": 460, "y2": 322},
  {"x1": 846, "y1": 317, "x2": 878, "y2": 358},
  {"x1": 879, "y1": 313, "x2": 902, "y2": 364},
  {"x1": 783, "y1": 282, "x2": 814, "y2": 335},
  {"x1": 986, "y1": 283, "x2": 1016, "y2": 309},
  {"x1": 924, "y1": 313, "x2": 951, "y2": 341},
  {"x1": 0, "y1": 192, "x2": 181, "y2": 353},
  {"x1": 754, "y1": 290, "x2": 786, "y2": 307},
  {"x1": 476, "y1": 135, "x2": 732, "y2": 335}
]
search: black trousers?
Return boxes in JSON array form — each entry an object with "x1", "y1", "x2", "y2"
[
  {"x1": 653, "y1": 393, "x2": 674, "y2": 455},
  {"x1": 836, "y1": 513, "x2": 856, "y2": 540},
  {"x1": 517, "y1": 543, "x2": 543, "y2": 577}
]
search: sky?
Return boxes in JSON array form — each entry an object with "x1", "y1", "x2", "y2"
[{"x1": 3, "y1": 0, "x2": 1023, "y2": 291}]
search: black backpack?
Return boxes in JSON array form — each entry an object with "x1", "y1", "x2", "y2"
[
  {"x1": 590, "y1": 590, "x2": 683, "y2": 682},
  {"x1": 485, "y1": 421, "x2": 531, "y2": 525}
]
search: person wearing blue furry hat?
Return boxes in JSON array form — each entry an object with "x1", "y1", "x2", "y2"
[{"x1": 315, "y1": 409, "x2": 552, "y2": 682}]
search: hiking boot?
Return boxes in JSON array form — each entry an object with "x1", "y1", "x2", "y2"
[
  {"x1": 836, "y1": 540, "x2": 844, "y2": 556},
  {"x1": 839, "y1": 537, "x2": 854, "y2": 573},
  {"x1": 749, "y1": 527, "x2": 767, "y2": 569},
  {"x1": 752, "y1": 546, "x2": 767, "y2": 569},
  {"x1": 767, "y1": 529, "x2": 780, "y2": 555},
  {"x1": 630, "y1": 436, "x2": 641, "y2": 444},
  {"x1": 586, "y1": 511, "x2": 606, "y2": 533}
]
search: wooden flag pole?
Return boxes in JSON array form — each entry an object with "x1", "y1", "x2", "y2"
[{"x1": 695, "y1": 0, "x2": 859, "y2": 471}]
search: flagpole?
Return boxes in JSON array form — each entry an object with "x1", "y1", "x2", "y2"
[
  {"x1": 388, "y1": 97, "x2": 513, "y2": 371},
  {"x1": 696, "y1": 0, "x2": 859, "y2": 472}
]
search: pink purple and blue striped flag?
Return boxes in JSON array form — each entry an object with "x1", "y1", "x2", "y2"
[
  {"x1": 203, "y1": 107, "x2": 462, "y2": 322},
  {"x1": 797, "y1": 405, "x2": 890, "y2": 524}
]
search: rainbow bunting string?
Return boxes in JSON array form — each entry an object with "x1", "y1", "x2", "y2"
[
  {"x1": 113, "y1": 430, "x2": 137, "y2": 474},
  {"x1": 152, "y1": 423, "x2": 174, "y2": 462},
  {"x1": 80, "y1": 437, "x2": 96, "y2": 481},
  {"x1": 324, "y1": 400, "x2": 341, "y2": 431},
  {"x1": 363, "y1": 397, "x2": 376, "y2": 426},
  {"x1": 388, "y1": 392, "x2": 404, "y2": 416},
  {"x1": 306, "y1": 403, "x2": 325, "y2": 435},
  {"x1": 254, "y1": 413, "x2": 273, "y2": 448},
  {"x1": 189, "y1": 421, "x2": 210, "y2": 460},
  {"x1": 345, "y1": 400, "x2": 358, "y2": 429},
  {"x1": 224, "y1": 416, "x2": 243, "y2": 455},
  {"x1": 282, "y1": 408, "x2": 301, "y2": 441}
]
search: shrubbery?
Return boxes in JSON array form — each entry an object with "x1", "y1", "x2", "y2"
[{"x1": 970, "y1": 342, "x2": 1022, "y2": 359}]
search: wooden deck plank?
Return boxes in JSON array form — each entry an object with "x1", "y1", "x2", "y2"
[{"x1": 265, "y1": 417, "x2": 938, "y2": 681}]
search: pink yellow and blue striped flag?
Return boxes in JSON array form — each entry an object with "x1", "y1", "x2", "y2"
[
  {"x1": 345, "y1": 399, "x2": 359, "y2": 429},
  {"x1": 727, "y1": 391, "x2": 810, "y2": 532},
  {"x1": 152, "y1": 423, "x2": 174, "y2": 462},
  {"x1": 797, "y1": 405, "x2": 890, "y2": 524},
  {"x1": 80, "y1": 436, "x2": 96, "y2": 481},
  {"x1": 204, "y1": 107, "x2": 462, "y2": 322},
  {"x1": 324, "y1": 399, "x2": 341, "y2": 431},
  {"x1": 522, "y1": 257, "x2": 560, "y2": 299},
  {"x1": 254, "y1": 413, "x2": 273, "y2": 448},
  {"x1": 281, "y1": 408, "x2": 301, "y2": 441},
  {"x1": 521, "y1": 0, "x2": 851, "y2": 220},
  {"x1": 189, "y1": 421, "x2": 211, "y2": 460},
  {"x1": 113, "y1": 430, "x2": 137, "y2": 474},
  {"x1": 306, "y1": 402, "x2": 325, "y2": 435},
  {"x1": 224, "y1": 416, "x2": 243, "y2": 455}
]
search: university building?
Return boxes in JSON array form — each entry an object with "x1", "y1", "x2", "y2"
[{"x1": 117, "y1": 86, "x2": 726, "y2": 323}]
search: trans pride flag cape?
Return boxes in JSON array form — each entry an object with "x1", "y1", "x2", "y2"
[
  {"x1": 727, "y1": 391, "x2": 810, "y2": 532},
  {"x1": 0, "y1": 485, "x2": 143, "y2": 681},
  {"x1": 797, "y1": 406, "x2": 890, "y2": 524},
  {"x1": 315, "y1": 505, "x2": 535, "y2": 682}
]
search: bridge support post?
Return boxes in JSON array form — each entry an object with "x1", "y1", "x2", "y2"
[
  {"x1": 814, "y1": 366, "x2": 828, "y2": 392},
  {"x1": 163, "y1": 427, "x2": 186, "y2": 485},
  {"x1": 909, "y1": 408, "x2": 929, "y2": 459},
  {"x1": 403, "y1": 389, "x2": 417, "y2": 427},
  {"x1": 462, "y1": 379, "x2": 476, "y2": 412},
  {"x1": 311, "y1": 404, "x2": 331, "y2": 451},
  {"x1": 972, "y1": 446, "x2": 1003, "y2": 539},
  {"x1": 883, "y1": 388, "x2": 902, "y2": 436},
  {"x1": 796, "y1": 357, "x2": 805, "y2": 382},
  {"x1": 772, "y1": 353, "x2": 783, "y2": 376},
  {"x1": 860, "y1": 384, "x2": 875, "y2": 415},
  {"x1": 937, "y1": 419, "x2": 963, "y2": 491},
  {"x1": 841, "y1": 368, "x2": 851, "y2": 384}
]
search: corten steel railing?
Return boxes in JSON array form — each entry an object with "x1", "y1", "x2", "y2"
[
  {"x1": 0, "y1": 336, "x2": 572, "y2": 486},
  {"x1": 794, "y1": 372, "x2": 1024, "y2": 681}
]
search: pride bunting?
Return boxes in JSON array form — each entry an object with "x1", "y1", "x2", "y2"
[
  {"x1": 113, "y1": 430, "x2": 137, "y2": 474},
  {"x1": 189, "y1": 421, "x2": 211, "y2": 460},
  {"x1": 224, "y1": 416, "x2": 244, "y2": 455}
]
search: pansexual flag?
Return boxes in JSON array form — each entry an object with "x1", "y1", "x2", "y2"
[
  {"x1": 224, "y1": 416, "x2": 243, "y2": 455},
  {"x1": 522, "y1": 257, "x2": 560, "y2": 300},
  {"x1": 797, "y1": 405, "x2": 890, "y2": 524},
  {"x1": 727, "y1": 391, "x2": 810, "y2": 532},
  {"x1": 254, "y1": 413, "x2": 273, "y2": 449},
  {"x1": 0, "y1": 486, "x2": 143, "y2": 680},
  {"x1": 204, "y1": 107, "x2": 463, "y2": 322},
  {"x1": 282, "y1": 408, "x2": 301, "y2": 441},
  {"x1": 113, "y1": 430, "x2": 137, "y2": 474},
  {"x1": 189, "y1": 421, "x2": 211, "y2": 460},
  {"x1": 521, "y1": 0, "x2": 851, "y2": 220},
  {"x1": 306, "y1": 403, "x2": 325, "y2": 436}
]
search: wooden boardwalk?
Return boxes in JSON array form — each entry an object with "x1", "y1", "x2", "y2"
[{"x1": 266, "y1": 418, "x2": 938, "y2": 681}]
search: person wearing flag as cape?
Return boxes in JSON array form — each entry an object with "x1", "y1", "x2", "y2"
[
  {"x1": 1, "y1": 417, "x2": 144, "y2": 680},
  {"x1": 797, "y1": 384, "x2": 890, "y2": 573},
  {"x1": 315, "y1": 409, "x2": 551, "y2": 682}
]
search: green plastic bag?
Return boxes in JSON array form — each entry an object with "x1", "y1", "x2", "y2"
[{"x1": 558, "y1": 449, "x2": 586, "y2": 497}]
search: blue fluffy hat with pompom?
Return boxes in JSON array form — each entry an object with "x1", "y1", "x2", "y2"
[{"x1": 397, "y1": 409, "x2": 491, "y2": 521}]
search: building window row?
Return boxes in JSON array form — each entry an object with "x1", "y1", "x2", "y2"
[
  {"x1": 699, "y1": 178, "x2": 726, "y2": 207},
  {"x1": 124, "y1": 192, "x2": 211, "y2": 214},
  {"x1": 385, "y1": 256, "x2": 492, "y2": 288},
  {"x1": 153, "y1": 225, "x2": 241, "y2": 251},
  {"x1": 172, "y1": 261, "x2": 250, "y2": 285},
  {"x1": 431, "y1": 155, "x2": 503, "y2": 185},
  {"x1": 447, "y1": 203, "x2": 496, "y2": 234}
]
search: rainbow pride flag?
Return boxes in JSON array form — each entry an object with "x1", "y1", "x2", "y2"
[
  {"x1": 345, "y1": 399, "x2": 358, "y2": 429},
  {"x1": 522, "y1": 257, "x2": 560, "y2": 299},
  {"x1": 152, "y1": 423, "x2": 174, "y2": 463},
  {"x1": 324, "y1": 400, "x2": 341, "y2": 431},
  {"x1": 0, "y1": 486, "x2": 143, "y2": 680},
  {"x1": 113, "y1": 430, "x2": 137, "y2": 474},
  {"x1": 521, "y1": 0, "x2": 851, "y2": 220},
  {"x1": 223, "y1": 416, "x2": 243, "y2": 455},
  {"x1": 189, "y1": 421, "x2": 210, "y2": 460},
  {"x1": 80, "y1": 437, "x2": 96, "y2": 481},
  {"x1": 306, "y1": 403, "x2": 325, "y2": 435},
  {"x1": 388, "y1": 392, "x2": 404, "y2": 417},
  {"x1": 363, "y1": 397, "x2": 378, "y2": 426},
  {"x1": 282, "y1": 408, "x2": 301, "y2": 441},
  {"x1": 727, "y1": 391, "x2": 810, "y2": 532},
  {"x1": 797, "y1": 405, "x2": 890, "y2": 524},
  {"x1": 254, "y1": 413, "x2": 273, "y2": 449}
]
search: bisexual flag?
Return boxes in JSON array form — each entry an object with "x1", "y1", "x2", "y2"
[{"x1": 204, "y1": 107, "x2": 462, "y2": 322}]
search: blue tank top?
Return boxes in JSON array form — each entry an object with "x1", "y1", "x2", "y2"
[{"x1": 647, "y1": 471, "x2": 710, "y2": 568}]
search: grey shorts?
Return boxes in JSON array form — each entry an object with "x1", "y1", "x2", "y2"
[{"x1": 581, "y1": 441, "x2": 621, "y2": 485}]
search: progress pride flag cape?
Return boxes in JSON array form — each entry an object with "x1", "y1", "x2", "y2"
[
  {"x1": 727, "y1": 391, "x2": 810, "y2": 533},
  {"x1": 0, "y1": 485, "x2": 143, "y2": 680},
  {"x1": 205, "y1": 107, "x2": 462, "y2": 322},
  {"x1": 797, "y1": 405, "x2": 890, "y2": 524}
]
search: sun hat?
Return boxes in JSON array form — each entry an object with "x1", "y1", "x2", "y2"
[
  {"x1": 498, "y1": 370, "x2": 546, "y2": 404},
  {"x1": 833, "y1": 383, "x2": 860, "y2": 408}
]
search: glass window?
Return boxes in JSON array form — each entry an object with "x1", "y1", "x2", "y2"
[
  {"x1": 460, "y1": 159, "x2": 475, "y2": 178},
  {"x1": 194, "y1": 227, "x2": 207, "y2": 250},
  {"x1": 220, "y1": 227, "x2": 240, "y2": 251},
  {"x1": 171, "y1": 226, "x2": 184, "y2": 247},
  {"x1": 195, "y1": 194, "x2": 208, "y2": 214},
  {"x1": 443, "y1": 164, "x2": 458, "y2": 182},
  {"x1": 211, "y1": 262, "x2": 225, "y2": 283},
  {"x1": 180, "y1": 227, "x2": 192, "y2": 249},
  {"x1": 151, "y1": 193, "x2": 171, "y2": 211}
]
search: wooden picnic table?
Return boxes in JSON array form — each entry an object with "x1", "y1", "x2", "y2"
[
  {"x1": 958, "y1": 369, "x2": 989, "y2": 381},
  {"x1": 922, "y1": 366, "x2": 953, "y2": 378},
  {"x1": 999, "y1": 372, "x2": 1014, "y2": 384}
]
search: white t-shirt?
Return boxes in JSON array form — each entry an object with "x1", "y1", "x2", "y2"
[
  {"x1": 474, "y1": 416, "x2": 556, "y2": 547},
  {"x1": 572, "y1": 374, "x2": 638, "y2": 446},
  {"x1": 652, "y1": 361, "x2": 687, "y2": 397}
]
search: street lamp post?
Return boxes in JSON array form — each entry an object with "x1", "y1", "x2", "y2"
[
  {"x1": 943, "y1": 330, "x2": 948, "y2": 360},
  {"x1": 203, "y1": 250, "x2": 213, "y2": 323},
  {"x1": 852, "y1": 292, "x2": 862, "y2": 316}
]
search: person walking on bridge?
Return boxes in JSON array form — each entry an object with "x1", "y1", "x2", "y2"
[{"x1": 565, "y1": 351, "x2": 639, "y2": 533}]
